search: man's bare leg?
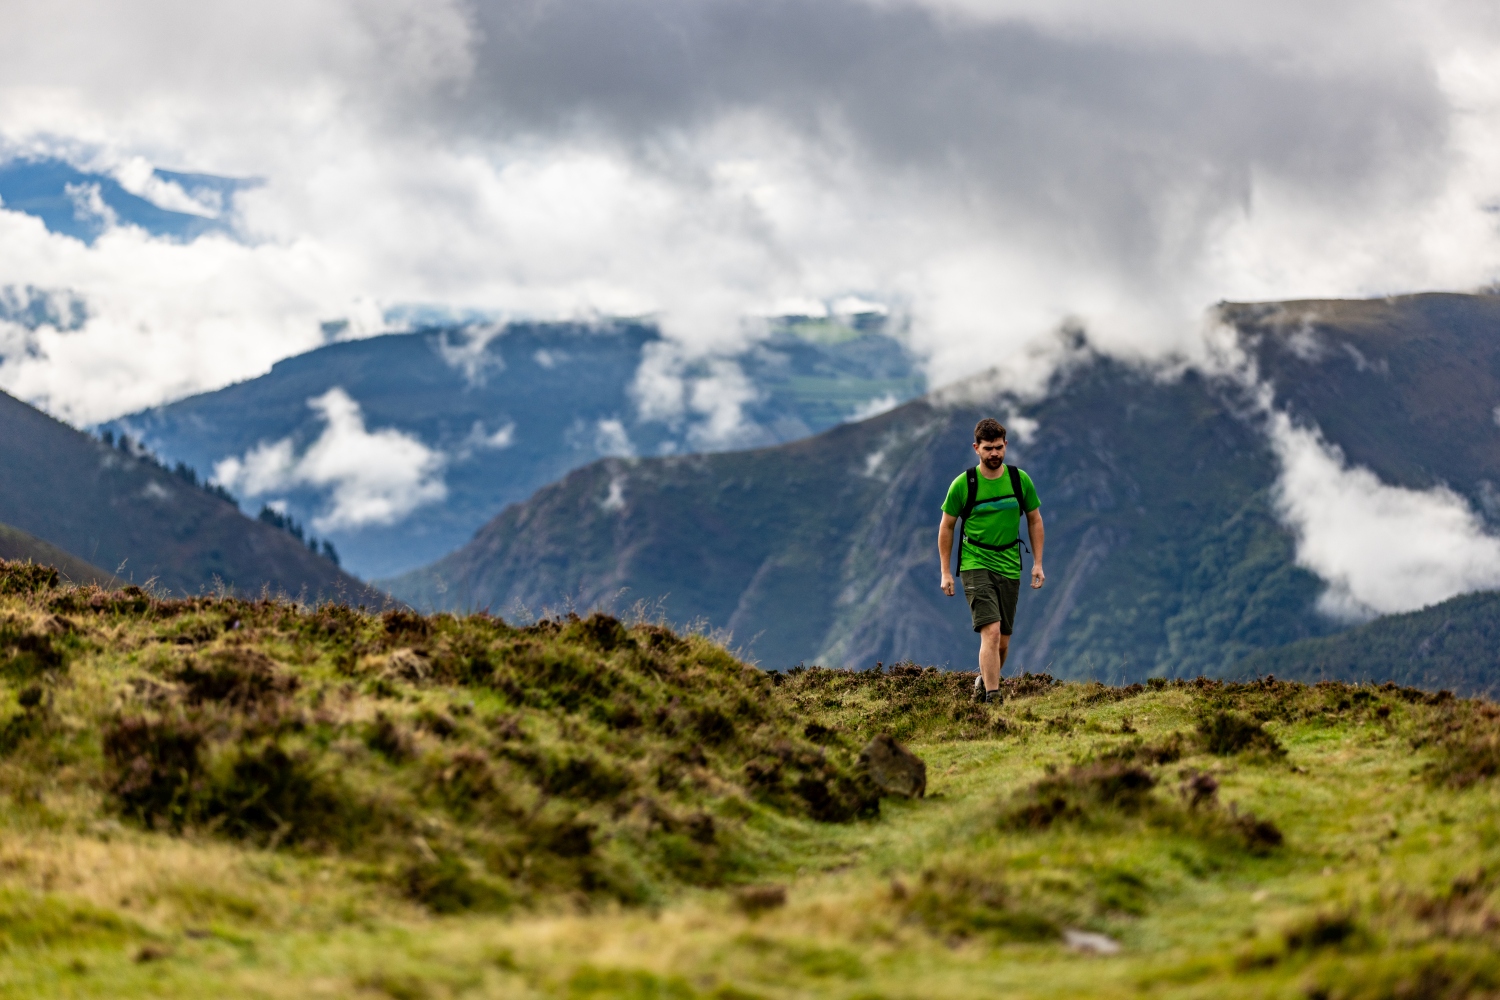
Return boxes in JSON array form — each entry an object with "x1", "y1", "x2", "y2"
[{"x1": 979, "y1": 622, "x2": 1011, "y2": 691}]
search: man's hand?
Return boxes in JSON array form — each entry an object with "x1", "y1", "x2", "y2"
[
  {"x1": 941, "y1": 571, "x2": 956, "y2": 596},
  {"x1": 1031, "y1": 563, "x2": 1046, "y2": 590}
]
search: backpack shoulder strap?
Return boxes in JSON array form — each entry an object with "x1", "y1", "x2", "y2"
[
  {"x1": 1008, "y1": 464, "x2": 1031, "y2": 513},
  {"x1": 961, "y1": 466, "x2": 979, "y2": 519},
  {"x1": 953, "y1": 467, "x2": 979, "y2": 575}
]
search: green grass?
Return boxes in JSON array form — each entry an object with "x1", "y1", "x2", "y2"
[{"x1": 3, "y1": 561, "x2": 1500, "y2": 997}]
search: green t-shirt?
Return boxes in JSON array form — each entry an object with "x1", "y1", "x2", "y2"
[{"x1": 941, "y1": 465, "x2": 1041, "y2": 578}]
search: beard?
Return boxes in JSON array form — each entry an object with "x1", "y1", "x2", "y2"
[{"x1": 981, "y1": 453, "x2": 1005, "y2": 469}]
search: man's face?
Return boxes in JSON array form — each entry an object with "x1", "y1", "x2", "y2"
[{"x1": 973, "y1": 436, "x2": 1006, "y2": 469}]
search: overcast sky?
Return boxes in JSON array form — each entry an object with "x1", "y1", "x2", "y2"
[{"x1": 3, "y1": 0, "x2": 1500, "y2": 423}]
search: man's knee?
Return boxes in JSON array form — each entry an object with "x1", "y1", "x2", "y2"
[{"x1": 979, "y1": 621, "x2": 1002, "y2": 643}]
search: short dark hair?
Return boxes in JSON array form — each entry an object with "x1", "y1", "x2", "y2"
[{"x1": 974, "y1": 418, "x2": 1007, "y2": 444}]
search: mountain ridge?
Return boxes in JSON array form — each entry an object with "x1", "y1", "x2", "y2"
[
  {"x1": 385, "y1": 292, "x2": 1500, "y2": 688},
  {"x1": 0, "y1": 388, "x2": 386, "y2": 602},
  {"x1": 106, "y1": 318, "x2": 924, "y2": 577}
]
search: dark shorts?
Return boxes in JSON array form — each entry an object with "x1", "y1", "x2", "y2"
[{"x1": 961, "y1": 569, "x2": 1020, "y2": 635}]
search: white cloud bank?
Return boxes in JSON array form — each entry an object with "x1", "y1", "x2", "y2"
[
  {"x1": 213, "y1": 388, "x2": 446, "y2": 530},
  {"x1": 1269, "y1": 410, "x2": 1500, "y2": 620},
  {"x1": 3, "y1": 0, "x2": 1500, "y2": 427}
]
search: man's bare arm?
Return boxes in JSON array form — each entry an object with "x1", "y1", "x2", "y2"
[
  {"x1": 1026, "y1": 508, "x2": 1046, "y2": 589},
  {"x1": 938, "y1": 512, "x2": 958, "y2": 596}
]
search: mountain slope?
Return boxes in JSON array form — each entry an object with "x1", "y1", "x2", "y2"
[
  {"x1": 1228, "y1": 588, "x2": 1500, "y2": 697},
  {"x1": 387, "y1": 293, "x2": 1500, "y2": 685},
  {"x1": 0, "y1": 389, "x2": 383, "y2": 601},
  {"x1": 106, "y1": 318, "x2": 923, "y2": 577},
  {"x1": 1233, "y1": 293, "x2": 1500, "y2": 507},
  {"x1": 387, "y1": 353, "x2": 1333, "y2": 677},
  {"x1": 0, "y1": 522, "x2": 122, "y2": 588}
]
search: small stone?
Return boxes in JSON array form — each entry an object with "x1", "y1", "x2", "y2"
[
  {"x1": 1063, "y1": 930, "x2": 1121, "y2": 955},
  {"x1": 859, "y1": 734, "x2": 927, "y2": 798}
]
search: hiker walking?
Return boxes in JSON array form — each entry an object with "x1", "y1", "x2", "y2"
[{"x1": 938, "y1": 418, "x2": 1045, "y2": 703}]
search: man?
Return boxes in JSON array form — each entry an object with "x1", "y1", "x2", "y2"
[{"x1": 938, "y1": 418, "x2": 1045, "y2": 703}]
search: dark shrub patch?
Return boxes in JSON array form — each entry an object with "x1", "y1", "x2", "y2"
[
  {"x1": 795, "y1": 773, "x2": 880, "y2": 822},
  {"x1": 162, "y1": 617, "x2": 221, "y2": 645},
  {"x1": 601, "y1": 695, "x2": 642, "y2": 730},
  {"x1": 1284, "y1": 911, "x2": 1359, "y2": 951},
  {"x1": 305, "y1": 603, "x2": 362, "y2": 639},
  {"x1": 174, "y1": 649, "x2": 296, "y2": 707},
  {"x1": 505, "y1": 646, "x2": 596, "y2": 711},
  {"x1": 531, "y1": 816, "x2": 595, "y2": 858},
  {"x1": 0, "y1": 689, "x2": 47, "y2": 754},
  {"x1": 691, "y1": 706, "x2": 736, "y2": 744},
  {"x1": 637, "y1": 625, "x2": 685, "y2": 652},
  {"x1": 1230, "y1": 809, "x2": 1284, "y2": 852},
  {"x1": 733, "y1": 885, "x2": 786, "y2": 915},
  {"x1": 538, "y1": 753, "x2": 631, "y2": 802},
  {"x1": 204, "y1": 742, "x2": 365, "y2": 847},
  {"x1": 1100, "y1": 732, "x2": 1185, "y2": 766},
  {"x1": 0, "y1": 562, "x2": 60, "y2": 595},
  {"x1": 575, "y1": 613, "x2": 630, "y2": 652},
  {"x1": 1180, "y1": 770, "x2": 1219, "y2": 809},
  {"x1": 803, "y1": 722, "x2": 839, "y2": 744},
  {"x1": 1197, "y1": 710, "x2": 1285, "y2": 757},
  {"x1": 0, "y1": 626, "x2": 65, "y2": 681},
  {"x1": 1427, "y1": 721, "x2": 1500, "y2": 788},
  {"x1": 685, "y1": 811, "x2": 716, "y2": 845},
  {"x1": 103, "y1": 715, "x2": 206, "y2": 830},
  {"x1": 1004, "y1": 762, "x2": 1157, "y2": 830},
  {"x1": 381, "y1": 609, "x2": 431, "y2": 643},
  {"x1": 400, "y1": 849, "x2": 510, "y2": 914},
  {"x1": 416, "y1": 708, "x2": 457, "y2": 739},
  {"x1": 366, "y1": 712, "x2": 414, "y2": 762},
  {"x1": 1006, "y1": 673, "x2": 1060, "y2": 699}
]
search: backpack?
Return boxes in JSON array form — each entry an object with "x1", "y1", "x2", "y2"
[{"x1": 953, "y1": 464, "x2": 1032, "y2": 574}]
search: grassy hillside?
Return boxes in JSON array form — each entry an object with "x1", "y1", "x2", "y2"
[
  {"x1": 1229, "y1": 589, "x2": 1500, "y2": 697},
  {"x1": 0, "y1": 523, "x2": 121, "y2": 588},
  {"x1": 0, "y1": 388, "x2": 384, "y2": 601},
  {"x1": 5, "y1": 560, "x2": 1500, "y2": 997}
]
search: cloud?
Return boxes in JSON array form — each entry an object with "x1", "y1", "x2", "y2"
[
  {"x1": 2, "y1": 0, "x2": 1500, "y2": 432},
  {"x1": 595, "y1": 418, "x2": 635, "y2": 458},
  {"x1": 111, "y1": 157, "x2": 220, "y2": 216},
  {"x1": 600, "y1": 474, "x2": 626, "y2": 512},
  {"x1": 213, "y1": 387, "x2": 446, "y2": 530},
  {"x1": 1268, "y1": 409, "x2": 1500, "y2": 619},
  {"x1": 847, "y1": 393, "x2": 900, "y2": 422},
  {"x1": 629, "y1": 342, "x2": 763, "y2": 449}
]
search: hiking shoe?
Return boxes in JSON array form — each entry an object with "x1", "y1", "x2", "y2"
[{"x1": 986, "y1": 688, "x2": 1005, "y2": 705}]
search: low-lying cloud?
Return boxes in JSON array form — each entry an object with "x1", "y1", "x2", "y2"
[
  {"x1": 213, "y1": 387, "x2": 446, "y2": 530},
  {"x1": 1269, "y1": 410, "x2": 1500, "y2": 619}
]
